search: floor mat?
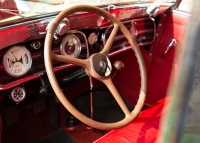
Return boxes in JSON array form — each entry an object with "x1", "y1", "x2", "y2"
[
  {"x1": 36, "y1": 129, "x2": 76, "y2": 143},
  {"x1": 74, "y1": 89, "x2": 134, "y2": 123}
]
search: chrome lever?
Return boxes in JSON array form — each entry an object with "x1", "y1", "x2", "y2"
[{"x1": 162, "y1": 39, "x2": 177, "y2": 58}]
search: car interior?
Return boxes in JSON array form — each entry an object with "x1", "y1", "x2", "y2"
[{"x1": 0, "y1": 0, "x2": 193, "y2": 142}]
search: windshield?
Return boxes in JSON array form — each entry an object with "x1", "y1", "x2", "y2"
[{"x1": 0, "y1": 0, "x2": 175, "y2": 22}]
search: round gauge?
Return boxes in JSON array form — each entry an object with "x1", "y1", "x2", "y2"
[
  {"x1": 88, "y1": 32, "x2": 98, "y2": 45},
  {"x1": 3, "y1": 45, "x2": 32, "y2": 78},
  {"x1": 60, "y1": 34, "x2": 81, "y2": 58},
  {"x1": 10, "y1": 87, "x2": 26, "y2": 103}
]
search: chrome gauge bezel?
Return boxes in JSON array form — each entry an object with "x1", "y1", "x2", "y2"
[
  {"x1": 60, "y1": 34, "x2": 81, "y2": 58},
  {"x1": 88, "y1": 32, "x2": 98, "y2": 45},
  {"x1": 10, "y1": 87, "x2": 26, "y2": 103},
  {"x1": 3, "y1": 45, "x2": 32, "y2": 78}
]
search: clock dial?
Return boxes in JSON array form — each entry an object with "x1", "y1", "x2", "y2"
[{"x1": 3, "y1": 45, "x2": 32, "y2": 78}]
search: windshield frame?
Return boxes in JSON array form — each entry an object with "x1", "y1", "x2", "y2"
[{"x1": 0, "y1": 0, "x2": 176, "y2": 26}]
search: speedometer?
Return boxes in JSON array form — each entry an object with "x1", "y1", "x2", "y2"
[
  {"x1": 3, "y1": 45, "x2": 32, "y2": 78},
  {"x1": 60, "y1": 34, "x2": 81, "y2": 58}
]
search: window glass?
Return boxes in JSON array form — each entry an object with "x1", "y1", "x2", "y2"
[{"x1": 178, "y1": 0, "x2": 192, "y2": 13}]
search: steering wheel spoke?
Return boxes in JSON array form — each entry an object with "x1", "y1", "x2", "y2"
[
  {"x1": 52, "y1": 52, "x2": 89, "y2": 68},
  {"x1": 100, "y1": 23, "x2": 119, "y2": 56},
  {"x1": 101, "y1": 77, "x2": 131, "y2": 117}
]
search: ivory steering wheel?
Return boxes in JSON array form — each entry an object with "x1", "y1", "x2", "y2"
[{"x1": 44, "y1": 5, "x2": 147, "y2": 130}]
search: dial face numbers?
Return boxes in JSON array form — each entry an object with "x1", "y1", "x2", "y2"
[
  {"x1": 3, "y1": 45, "x2": 32, "y2": 78},
  {"x1": 60, "y1": 34, "x2": 81, "y2": 58},
  {"x1": 88, "y1": 32, "x2": 98, "y2": 45}
]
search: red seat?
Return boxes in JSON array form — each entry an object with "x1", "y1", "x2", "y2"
[{"x1": 94, "y1": 97, "x2": 170, "y2": 143}]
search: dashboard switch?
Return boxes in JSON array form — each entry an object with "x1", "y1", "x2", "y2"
[{"x1": 31, "y1": 41, "x2": 41, "y2": 49}]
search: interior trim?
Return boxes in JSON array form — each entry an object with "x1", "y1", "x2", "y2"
[{"x1": 0, "y1": 64, "x2": 76, "y2": 90}]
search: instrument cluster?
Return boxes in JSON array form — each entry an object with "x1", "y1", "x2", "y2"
[{"x1": 0, "y1": 30, "x2": 97, "y2": 90}]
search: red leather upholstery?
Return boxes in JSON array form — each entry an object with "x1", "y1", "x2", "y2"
[{"x1": 94, "y1": 97, "x2": 170, "y2": 143}]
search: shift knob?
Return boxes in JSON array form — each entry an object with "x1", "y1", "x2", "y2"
[{"x1": 114, "y1": 61, "x2": 124, "y2": 70}]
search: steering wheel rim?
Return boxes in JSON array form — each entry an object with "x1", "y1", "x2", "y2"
[{"x1": 44, "y1": 5, "x2": 147, "y2": 130}]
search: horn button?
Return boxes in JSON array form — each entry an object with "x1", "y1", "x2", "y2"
[{"x1": 91, "y1": 53, "x2": 112, "y2": 77}]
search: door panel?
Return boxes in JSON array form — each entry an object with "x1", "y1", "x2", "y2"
[{"x1": 146, "y1": 10, "x2": 190, "y2": 105}]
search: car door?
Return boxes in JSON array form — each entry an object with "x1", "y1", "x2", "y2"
[{"x1": 146, "y1": 2, "x2": 191, "y2": 105}]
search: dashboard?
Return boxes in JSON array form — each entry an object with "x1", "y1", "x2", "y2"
[{"x1": 0, "y1": 4, "x2": 157, "y2": 104}]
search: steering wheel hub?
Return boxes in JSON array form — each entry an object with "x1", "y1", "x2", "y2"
[{"x1": 90, "y1": 53, "x2": 112, "y2": 77}]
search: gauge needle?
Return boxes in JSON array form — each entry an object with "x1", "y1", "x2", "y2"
[
  {"x1": 68, "y1": 45, "x2": 73, "y2": 54},
  {"x1": 14, "y1": 55, "x2": 18, "y2": 62},
  {"x1": 13, "y1": 55, "x2": 23, "y2": 63},
  {"x1": 18, "y1": 56, "x2": 23, "y2": 64}
]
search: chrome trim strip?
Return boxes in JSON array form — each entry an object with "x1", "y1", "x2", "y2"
[
  {"x1": 149, "y1": 17, "x2": 156, "y2": 45},
  {"x1": 102, "y1": 3, "x2": 173, "y2": 10},
  {"x1": 0, "y1": 16, "x2": 56, "y2": 31},
  {"x1": 0, "y1": 64, "x2": 76, "y2": 90},
  {"x1": 138, "y1": 41, "x2": 154, "y2": 46}
]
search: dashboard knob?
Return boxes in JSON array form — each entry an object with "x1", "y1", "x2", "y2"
[
  {"x1": 10, "y1": 87, "x2": 26, "y2": 103},
  {"x1": 114, "y1": 61, "x2": 124, "y2": 70}
]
